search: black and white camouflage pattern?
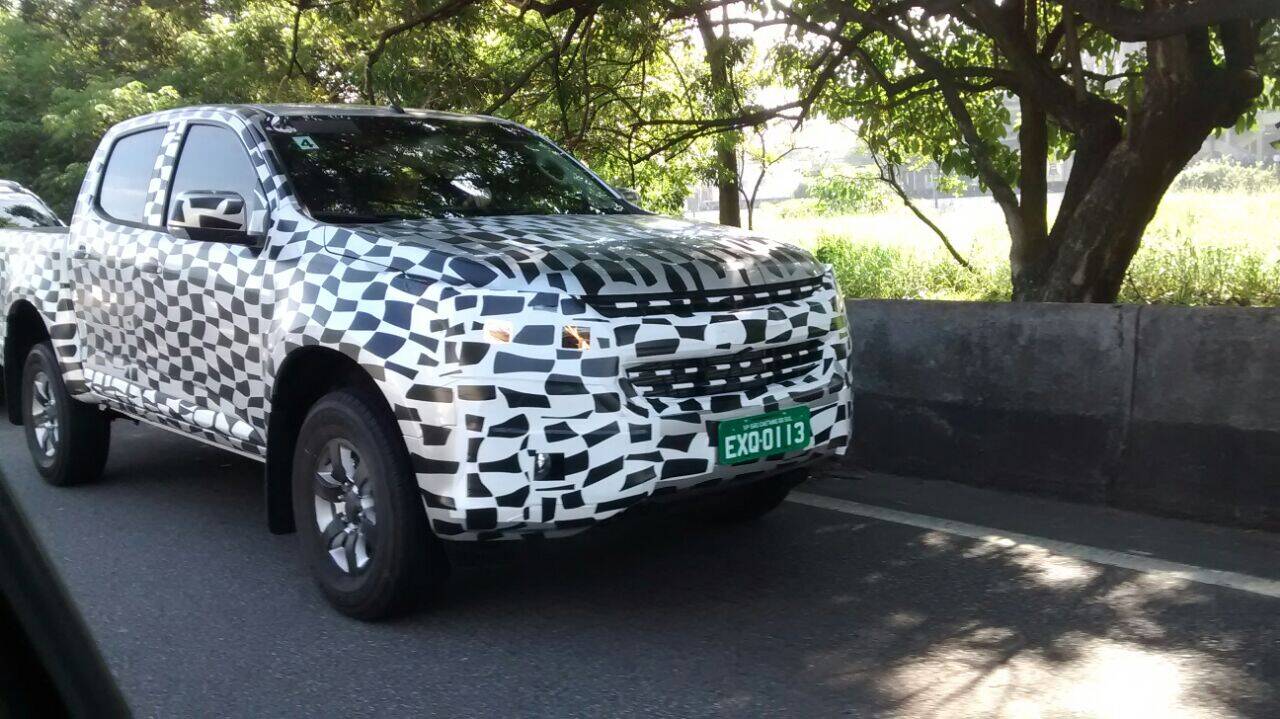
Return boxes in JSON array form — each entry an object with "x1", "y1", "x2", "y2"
[{"x1": 0, "y1": 104, "x2": 852, "y2": 540}]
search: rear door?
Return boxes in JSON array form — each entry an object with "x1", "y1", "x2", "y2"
[{"x1": 71, "y1": 124, "x2": 171, "y2": 391}]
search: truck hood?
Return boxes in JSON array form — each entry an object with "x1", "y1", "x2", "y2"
[{"x1": 324, "y1": 214, "x2": 824, "y2": 296}]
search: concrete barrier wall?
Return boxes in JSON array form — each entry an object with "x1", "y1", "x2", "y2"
[{"x1": 846, "y1": 300, "x2": 1280, "y2": 530}]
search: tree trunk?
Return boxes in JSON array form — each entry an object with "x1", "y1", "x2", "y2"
[
  {"x1": 1010, "y1": 96, "x2": 1049, "y2": 298},
  {"x1": 1010, "y1": 0, "x2": 1051, "y2": 297},
  {"x1": 1012, "y1": 12, "x2": 1263, "y2": 302},
  {"x1": 716, "y1": 141, "x2": 742, "y2": 227},
  {"x1": 695, "y1": 9, "x2": 742, "y2": 228}
]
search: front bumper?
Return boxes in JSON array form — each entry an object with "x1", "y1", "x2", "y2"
[
  {"x1": 406, "y1": 381, "x2": 851, "y2": 540},
  {"x1": 398, "y1": 276, "x2": 853, "y2": 541}
]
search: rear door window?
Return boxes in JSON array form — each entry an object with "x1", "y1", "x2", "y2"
[{"x1": 98, "y1": 128, "x2": 165, "y2": 224}]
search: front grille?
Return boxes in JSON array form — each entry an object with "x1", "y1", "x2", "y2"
[
  {"x1": 627, "y1": 341, "x2": 823, "y2": 398},
  {"x1": 586, "y1": 275, "x2": 823, "y2": 318}
]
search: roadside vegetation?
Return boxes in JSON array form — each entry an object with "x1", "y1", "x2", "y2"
[
  {"x1": 3, "y1": 2, "x2": 1277, "y2": 303},
  {"x1": 728, "y1": 161, "x2": 1280, "y2": 306}
]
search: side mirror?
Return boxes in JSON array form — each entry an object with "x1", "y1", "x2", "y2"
[
  {"x1": 168, "y1": 190, "x2": 265, "y2": 246},
  {"x1": 614, "y1": 187, "x2": 642, "y2": 205}
]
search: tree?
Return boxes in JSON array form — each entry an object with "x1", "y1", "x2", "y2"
[
  {"x1": 692, "y1": 5, "x2": 746, "y2": 226},
  {"x1": 666, "y1": 0, "x2": 1280, "y2": 302},
  {"x1": 800, "y1": 0, "x2": 1280, "y2": 301},
  {"x1": 4, "y1": 0, "x2": 1276, "y2": 301},
  {"x1": 0, "y1": 0, "x2": 708, "y2": 216},
  {"x1": 736, "y1": 121, "x2": 803, "y2": 229}
]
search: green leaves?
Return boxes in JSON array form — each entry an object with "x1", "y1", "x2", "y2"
[
  {"x1": 0, "y1": 1, "x2": 712, "y2": 218},
  {"x1": 806, "y1": 165, "x2": 890, "y2": 216},
  {"x1": 1, "y1": 0, "x2": 1273, "y2": 247}
]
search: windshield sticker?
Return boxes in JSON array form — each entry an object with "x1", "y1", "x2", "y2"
[{"x1": 292, "y1": 135, "x2": 320, "y2": 151}]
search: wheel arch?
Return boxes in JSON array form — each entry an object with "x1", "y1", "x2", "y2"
[
  {"x1": 264, "y1": 344, "x2": 402, "y2": 534},
  {"x1": 4, "y1": 300, "x2": 51, "y2": 425}
]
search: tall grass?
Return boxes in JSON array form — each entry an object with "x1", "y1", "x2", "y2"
[
  {"x1": 813, "y1": 233, "x2": 1010, "y2": 301},
  {"x1": 739, "y1": 188, "x2": 1280, "y2": 306},
  {"x1": 1120, "y1": 232, "x2": 1280, "y2": 306}
]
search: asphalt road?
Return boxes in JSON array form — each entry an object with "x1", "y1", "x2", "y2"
[{"x1": 2, "y1": 417, "x2": 1279, "y2": 718}]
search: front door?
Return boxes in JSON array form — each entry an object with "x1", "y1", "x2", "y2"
[{"x1": 133, "y1": 121, "x2": 273, "y2": 450}]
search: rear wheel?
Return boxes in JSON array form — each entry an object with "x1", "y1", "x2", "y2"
[
  {"x1": 21, "y1": 342, "x2": 111, "y2": 486},
  {"x1": 292, "y1": 387, "x2": 441, "y2": 620},
  {"x1": 696, "y1": 470, "x2": 806, "y2": 523}
]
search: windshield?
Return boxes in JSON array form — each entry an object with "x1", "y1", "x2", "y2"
[
  {"x1": 266, "y1": 115, "x2": 628, "y2": 222},
  {"x1": 0, "y1": 194, "x2": 61, "y2": 228}
]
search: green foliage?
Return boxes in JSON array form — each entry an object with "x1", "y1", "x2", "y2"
[
  {"x1": 776, "y1": 6, "x2": 1027, "y2": 190},
  {"x1": 777, "y1": 0, "x2": 1278, "y2": 303},
  {"x1": 0, "y1": 1, "x2": 707, "y2": 218},
  {"x1": 1120, "y1": 234, "x2": 1280, "y2": 306},
  {"x1": 814, "y1": 224, "x2": 1280, "y2": 307},
  {"x1": 1171, "y1": 159, "x2": 1280, "y2": 194},
  {"x1": 806, "y1": 166, "x2": 889, "y2": 216},
  {"x1": 935, "y1": 173, "x2": 970, "y2": 197},
  {"x1": 814, "y1": 232, "x2": 1010, "y2": 301},
  {"x1": 801, "y1": 191, "x2": 1280, "y2": 307},
  {"x1": 1, "y1": 0, "x2": 1275, "y2": 284},
  {"x1": 41, "y1": 80, "x2": 185, "y2": 206},
  {"x1": 0, "y1": 15, "x2": 80, "y2": 214},
  {"x1": 776, "y1": 197, "x2": 822, "y2": 219}
]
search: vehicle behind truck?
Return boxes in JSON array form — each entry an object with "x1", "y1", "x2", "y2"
[
  {"x1": 0, "y1": 181, "x2": 63, "y2": 228},
  {"x1": 0, "y1": 104, "x2": 852, "y2": 619}
]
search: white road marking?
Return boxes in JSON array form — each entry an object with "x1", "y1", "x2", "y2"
[{"x1": 788, "y1": 491, "x2": 1280, "y2": 599}]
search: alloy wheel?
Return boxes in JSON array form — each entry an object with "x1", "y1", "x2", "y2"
[
  {"x1": 29, "y1": 370, "x2": 60, "y2": 459},
  {"x1": 312, "y1": 438, "x2": 377, "y2": 574}
]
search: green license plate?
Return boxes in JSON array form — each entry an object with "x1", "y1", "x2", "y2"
[{"x1": 717, "y1": 406, "x2": 811, "y2": 465}]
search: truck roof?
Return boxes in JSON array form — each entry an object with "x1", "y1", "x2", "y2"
[
  {"x1": 248, "y1": 103, "x2": 494, "y2": 120},
  {"x1": 118, "y1": 103, "x2": 511, "y2": 131},
  {"x1": 140, "y1": 103, "x2": 509, "y2": 127}
]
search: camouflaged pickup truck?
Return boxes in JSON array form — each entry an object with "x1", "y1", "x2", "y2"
[{"x1": 0, "y1": 104, "x2": 852, "y2": 618}]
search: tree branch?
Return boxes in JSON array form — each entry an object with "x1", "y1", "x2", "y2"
[
  {"x1": 363, "y1": 0, "x2": 602, "y2": 102},
  {"x1": 284, "y1": 0, "x2": 306, "y2": 80},
  {"x1": 961, "y1": 0, "x2": 1123, "y2": 131},
  {"x1": 484, "y1": 8, "x2": 591, "y2": 114},
  {"x1": 363, "y1": 0, "x2": 478, "y2": 102},
  {"x1": 1049, "y1": 0, "x2": 1280, "y2": 42},
  {"x1": 870, "y1": 149, "x2": 973, "y2": 271},
  {"x1": 777, "y1": 1, "x2": 1023, "y2": 228}
]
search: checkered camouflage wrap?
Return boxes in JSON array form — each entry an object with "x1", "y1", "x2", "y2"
[{"x1": 0, "y1": 104, "x2": 852, "y2": 540}]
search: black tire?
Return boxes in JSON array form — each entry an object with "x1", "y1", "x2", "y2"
[
  {"x1": 696, "y1": 470, "x2": 806, "y2": 523},
  {"x1": 291, "y1": 387, "x2": 441, "y2": 620},
  {"x1": 21, "y1": 342, "x2": 111, "y2": 487}
]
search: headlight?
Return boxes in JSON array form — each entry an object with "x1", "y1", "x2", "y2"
[
  {"x1": 561, "y1": 324, "x2": 591, "y2": 350},
  {"x1": 483, "y1": 319, "x2": 591, "y2": 349},
  {"x1": 482, "y1": 320, "x2": 512, "y2": 343}
]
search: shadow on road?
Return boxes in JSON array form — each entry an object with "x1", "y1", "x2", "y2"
[{"x1": 1, "y1": 418, "x2": 1275, "y2": 717}]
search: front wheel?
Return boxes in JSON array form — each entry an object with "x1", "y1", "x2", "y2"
[
  {"x1": 21, "y1": 342, "x2": 111, "y2": 486},
  {"x1": 292, "y1": 387, "x2": 442, "y2": 620}
]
